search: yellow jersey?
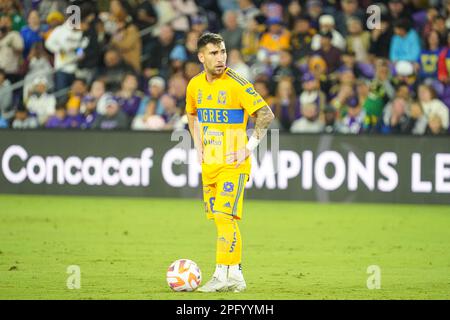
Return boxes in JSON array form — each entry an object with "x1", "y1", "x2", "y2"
[{"x1": 186, "y1": 68, "x2": 267, "y2": 185}]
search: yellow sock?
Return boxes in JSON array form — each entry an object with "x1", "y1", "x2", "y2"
[{"x1": 214, "y1": 213, "x2": 242, "y2": 266}]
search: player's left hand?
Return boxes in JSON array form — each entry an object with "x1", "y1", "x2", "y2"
[{"x1": 225, "y1": 148, "x2": 251, "y2": 168}]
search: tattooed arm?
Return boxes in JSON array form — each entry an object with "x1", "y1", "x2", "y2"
[
  {"x1": 252, "y1": 105, "x2": 275, "y2": 141},
  {"x1": 226, "y1": 105, "x2": 275, "y2": 168}
]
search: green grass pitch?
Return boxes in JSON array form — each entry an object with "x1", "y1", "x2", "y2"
[{"x1": 0, "y1": 194, "x2": 449, "y2": 300}]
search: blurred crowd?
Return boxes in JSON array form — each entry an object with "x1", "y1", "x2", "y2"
[{"x1": 0, "y1": 0, "x2": 449, "y2": 135}]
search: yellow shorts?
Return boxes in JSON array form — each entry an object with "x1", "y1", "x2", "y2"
[{"x1": 203, "y1": 173, "x2": 248, "y2": 220}]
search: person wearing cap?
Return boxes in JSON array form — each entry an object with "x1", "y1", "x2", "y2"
[
  {"x1": 43, "y1": 11, "x2": 65, "y2": 40},
  {"x1": 299, "y1": 71, "x2": 326, "y2": 112},
  {"x1": 311, "y1": 14, "x2": 346, "y2": 51},
  {"x1": 337, "y1": 98, "x2": 366, "y2": 134},
  {"x1": 91, "y1": 96, "x2": 129, "y2": 130},
  {"x1": 79, "y1": 95, "x2": 98, "y2": 129},
  {"x1": 142, "y1": 76, "x2": 167, "y2": 113},
  {"x1": 258, "y1": 16, "x2": 290, "y2": 66},
  {"x1": 25, "y1": 77, "x2": 57, "y2": 126}
]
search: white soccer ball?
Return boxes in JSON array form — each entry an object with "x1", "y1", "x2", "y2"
[{"x1": 166, "y1": 259, "x2": 202, "y2": 292}]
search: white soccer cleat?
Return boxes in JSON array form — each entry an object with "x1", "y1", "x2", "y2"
[
  {"x1": 227, "y1": 264, "x2": 246, "y2": 292},
  {"x1": 197, "y1": 277, "x2": 228, "y2": 292},
  {"x1": 226, "y1": 277, "x2": 247, "y2": 293}
]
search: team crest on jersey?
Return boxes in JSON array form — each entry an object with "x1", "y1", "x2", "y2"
[
  {"x1": 223, "y1": 182, "x2": 234, "y2": 193},
  {"x1": 197, "y1": 89, "x2": 203, "y2": 104},
  {"x1": 218, "y1": 91, "x2": 227, "y2": 105},
  {"x1": 246, "y1": 87, "x2": 258, "y2": 97}
]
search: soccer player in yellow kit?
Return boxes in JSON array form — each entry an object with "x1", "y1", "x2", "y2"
[{"x1": 186, "y1": 33, "x2": 274, "y2": 292}]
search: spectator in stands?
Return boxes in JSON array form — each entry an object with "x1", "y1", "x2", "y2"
[
  {"x1": 20, "y1": 10, "x2": 46, "y2": 58},
  {"x1": 346, "y1": 17, "x2": 370, "y2": 63},
  {"x1": 227, "y1": 49, "x2": 252, "y2": 82},
  {"x1": 337, "y1": 102, "x2": 365, "y2": 134},
  {"x1": 270, "y1": 49, "x2": 301, "y2": 94},
  {"x1": 380, "y1": 97, "x2": 413, "y2": 134},
  {"x1": 0, "y1": 68, "x2": 14, "y2": 121},
  {"x1": 45, "y1": 102, "x2": 69, "y2": 129},
  {"x1": 116, "y1": 73, "x2": 143, "y2": 119},
  {"x1": 290, "y1": 15, "x2": 315, "y2": 66},
  {"x1": 311, "y1": 15, "x2": 346, "y2": 52},
  {"x1": 45, "y1": 17, "x2": 83, "y2": 92},
  {"x1": 66, "y1": 78, "x2": 88, "y2": 112},
  {"x1": 240, "y1": 14, "x2": 262, "y2": 64},
  {"x1": 335, "y1": 0, "x2": 365, "y2": 37},
  {"x1": 12, "y1": 102, "x2": 39, "y2": 129},
  {"x1": 137, "y1": 76, "x2": 166, "y2": 117},
  {"x1": 88, "y1": 79, "x2": 108, "y2": 114},
  {"x1": 418, "y1": 30, "x2": 441, "y2": 81},
  {"x1": 170, "y1": 30, "x2": 200, "y2": 66},
  {"x1": 79, "y1": 95, "x2": 98, "y2": 129},
  {"x1": 409, "y1": 100, "x2": 428, "y2": 135},
  {"x1": 159, "y1": 93, "x2": 183, "y2": 130},
  {"x1": 169, "y1": 0, "x2": 199, "y2": 36},
  {"x1": 305, "y1": 0, "x2": 323, "y2": 29},
  {"x1": 390, "y1": 19, "x2": 421, "y2": 62},
  {"x1": 237, "y1": 0, "x2": 260, "y2": 29},
  {"x1": 290, "y1": 102, "x2": 323, "y2": 133},
  {"x1": 25, "y1": 77, "x2": 56, "y2": 126},
  {"x1": 169, "y1": 44, "x2": 188, "y2": 77},
  {"x1": 167, "y1": 74, "x2": 187, "y2": 110},
  {"x1": 438, "y1": 31, "x2": 450, "y2": 84},
  {"x1": 23, "y1": 42, "x2": 54, "y2": 98},
  {"x1": 65, "y1": 101, "x2": 84, "y2": 129},
  {"x1": 0, "y1": 14, "x2": 24, "y2": 79},
  {"x1": 92, "y1": 96, "x2": 129, "y2": 130},
  {"x1": 97, "y1": 48, "x2": 135, "y2": 92},
  {"x1": 184, "y1": 61, "x2": 202, "y2": 80},
  {"x1": 315, "y1": 31, "x2": 342, "y2": 73},
  {"x1": 271, "y1": 78, "x2": 300, "y2": 131},
  {"x1": 220, "y1": 10, "x2": 243, "y2": 51},
  {"x1": 1, "y1": 0, "x2": 26, "y2": 32},
  {"x1": 37, "y1": 0, "x2": 69, "y2": 23},
  {"x1": 76, "y1": 6, "x2": 101, "y2": 84},
  {"x1": 258, "y1": 17, "x2": 290, "y2": 67},
  {"x1": 43, "y1": 11, "x2": 65, "y2": 40},
  {"x1": 144, "y1": 24, "x2": 176, "y2": 80},
  {"x1": 322, "y1": 105, "x2": 338, "y2": 133},
  {"x1": 110, "y1": 12, "x2": 142, "y2": 73},
  {"x1": 425, "y1": 113, "x2": 448, "y2": 135},
  {"x1": 299, "y1": 72, "x2": 326, "y2": 112},
  {"x1": 134, "y1": 0, "x2": 158, "y2": 52},
  {"x1": 369, "y1": 14, "x2": 392, "y2": 60},
  {"x1": 418, "y1": 84, "x2": 449, "y2": 130},
  {"x1": 387, "y1": 0, "x2": 409, "y2": 21}
]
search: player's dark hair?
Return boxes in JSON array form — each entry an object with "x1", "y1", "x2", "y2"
[{"x1": 197, "y1": 33, "x2": 224, "y2": 52}]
